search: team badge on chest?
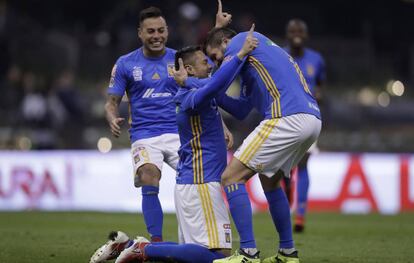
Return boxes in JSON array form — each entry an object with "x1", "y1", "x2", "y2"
[
  {"x1": 167, "y1": 63, "x2": 175, "y2": 77},
  {"x1": 132, "y1": 66, "x2": 143, "y2": 81}
]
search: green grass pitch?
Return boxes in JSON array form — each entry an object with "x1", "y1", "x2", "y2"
[{"x1": 1, "y1": 212, "x2": 413, "y2": 262}]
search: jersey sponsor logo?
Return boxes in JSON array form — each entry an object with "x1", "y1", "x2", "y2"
[
  {"x1": 109, "y1": 65, "x2": 117, "y2": 88},
  {"x1": 152, "y1": 72, "x2": 160, "y2": 80},
  {"x1": 167, "y1": 63, "x2": 175, "y2": 77},
  {"x1": 132, "y1": 66, "x2": 143, "y2": 81},
  {"x1": 142, "y1": 88, "x2": 172, "y2": 98}
]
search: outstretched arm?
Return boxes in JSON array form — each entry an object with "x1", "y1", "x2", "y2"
[
  {"x1": 217, "y1": 93, "x2": 252, "y2": 120},
  {"x1": 174, "y1": 24, "x2": 258, "y2": 110}
]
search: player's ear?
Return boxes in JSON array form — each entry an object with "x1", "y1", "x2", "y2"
[
  {"x1": 185, "y1": 64, "x2": 194, "y2": 75},
  {"x1": 138, "y1": 27, "x2": 142, "y2": 39},
  {"x1": 222, "y1": 38, "x2": 230, "y2": 48}
]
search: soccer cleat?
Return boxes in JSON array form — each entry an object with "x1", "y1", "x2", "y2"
[
  {"x1": 213, "y1": 249, "x2": 260, "y2": 263},
  {"x1": 115, "y1": 236, "x2": 150, "y2": 263},
  {"x1": 90, "y1": 231, "x2": 131, "y2": 263},
  {"x1": 262, "y1": 250, "x2": 300, "y2": 263}
]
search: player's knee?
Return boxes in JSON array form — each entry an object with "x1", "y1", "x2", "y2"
[
  {"x1": 135, "y1": 164, "x2": 161, "y2": 187},
  {"x1": 260, "y1": 171, "x2": 283, "y2": 192}
]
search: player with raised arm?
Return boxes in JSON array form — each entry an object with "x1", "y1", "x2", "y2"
[
  {"x1": 202, "y1": 3, "x2": 321, "y2": 263},
  {"x1": 91, "y1": 6, "x2": 233, "y2": 263},
  {"x1": 92, "y1": 28, "x2": 258, "y2": 263},
  {"x1": 283, "y1": 19, "x2": 326, "y2": 233}
]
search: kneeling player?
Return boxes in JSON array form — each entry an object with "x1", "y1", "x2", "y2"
[{"x1": 90, "y1": 28, "x2": 257, "y2": 263}]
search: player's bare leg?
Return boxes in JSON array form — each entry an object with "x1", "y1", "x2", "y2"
[
  {"x1": 136, "y1": 163, "x2": 163, "y2": 242},
  {"x1": 136, "y1": 163, "x2": 161, "y2": 187},
  {"x1": 221, "y1": 158, "x2": 256, "y2": 186},
  {"x1": 260, "y1": 171, "x2": 299, "y2": 263}
]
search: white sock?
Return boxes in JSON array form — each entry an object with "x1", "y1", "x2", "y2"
[
  {"x1": 279, "y1": 248, "x2": 296, "y2": 255},
  {"x1": 242, "y1": 248, "x2": 258, "y2": 256}
]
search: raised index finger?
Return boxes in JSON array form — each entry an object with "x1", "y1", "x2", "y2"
[
  {"x1": 248, "y1": 23, "x2": 255, "y2": 37},
  {"x1": 217, "y1": 0, "x2": 223, "y2": 13}
]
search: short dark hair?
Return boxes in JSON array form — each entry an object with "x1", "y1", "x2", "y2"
[
  {"x1": 175, "y1": 45, "x2": 202, "y2": 70},
  {"x1": 204, "y1": 27, "x2": 237, "y2": 50},
  {"x1": 139, "y1": 6, "x2": 164, "y2": 24}
]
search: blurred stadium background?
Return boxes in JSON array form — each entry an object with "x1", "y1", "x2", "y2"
[
  {"x1": 1, "y1": 0, "x2": 414, "y2": 151},
  {"x1": 1, "y1": 0, "x2": 414, "y2": 262}
]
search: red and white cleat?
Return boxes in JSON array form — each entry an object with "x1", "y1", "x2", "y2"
[
  {"x1": 90, "y1": 231, "x2": 131, "y2": 263},
  {"x1": 115, "y1": 236, "x2": 150, "y2": 263}
]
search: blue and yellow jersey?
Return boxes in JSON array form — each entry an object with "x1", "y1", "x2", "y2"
[
  {"x1": 283, "y1": 47, "x2": 326, "y2": 95},
  {"x1": 107, "y1": 48, "x2": 178, "y2": 143},
  {"x1": 174, "y1": 56, "x2": 243, "y2": 184},
  {"x1": 224, "y1": 32, "x2": 321, "y2": 120}
]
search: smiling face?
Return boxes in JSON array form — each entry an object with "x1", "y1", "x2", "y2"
[
  {"x1": 286, "y1": 20, "x2": 308, "y2": 49},
  {"x1": 138, "y1": 16, "x2": 168, "y2": 57},
  {"x1": 185, "y1": 50, "x2": 212, "y2": 79}
]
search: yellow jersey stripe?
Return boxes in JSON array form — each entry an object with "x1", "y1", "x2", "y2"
[
  {"x1": 197, "y1": 184, "x2": 214, "y2": 248},
  {"x1": 249, "y1": 57, "x2": 282, "y2": 117},
  {"x1": 194, "y1": 115, "x2": 204, "y2": 184},
  {"x1": 249, "y1": 56, "x2": 281, "y2": 97},
  {"x1": 190, "y1": 118, "x2": 197, "y2": 184},
  {"x1": 190, "y1": 116, "x2": 201, "y2": 184},
  {"x1": 238, "y1": 119, "x2": 274, "y2": 163},
  {"x1": 249, "y1": 59, "x2": 279, "y2": 99},
  {"x1": 202, "y1": 184, "x2": 220, "y2": 248},
  {"x1": 249, "y1": 58, "x2": 282, "y2": 116},
  {"x1": 248, "y1": 58, "x2": 281, "y2": 117}
]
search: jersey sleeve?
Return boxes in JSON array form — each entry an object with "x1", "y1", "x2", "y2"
[
  {"x1": 224, "y1": 32, "x2": 246, "y2": 58},
  {"x1": 180, "y1": 56, "x2": 244, "y2": 111},
  {"x1": 184, "y1": 77, "x2": 210, "y2": 89},
  {"x1": 107, "y1": 58, "x2": 127, "y2": 96},
  {"x1": 216, "y1": 93, "x2": 252, "y2": 120}
]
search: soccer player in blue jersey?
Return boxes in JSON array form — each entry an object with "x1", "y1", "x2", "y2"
[
  {"x1": 204, "y1": 25, "x2": 322, "y2": 263},
  {"x1": 90, "y1": 6, "x2": 235, "y2": 263},
  {"x1": 104, "y1": 7, "x2": 178, "y2": 245},
  {"x1": 284, "y1": 19, "x2": 326, "y2": 233},
  {"x1": 97, "y1": 28, "x2": 258, "y2": 263}
]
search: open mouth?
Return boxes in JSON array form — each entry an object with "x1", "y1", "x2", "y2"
[{"x1": 150, "y1": 41, "x2": 163, "y2": 48}]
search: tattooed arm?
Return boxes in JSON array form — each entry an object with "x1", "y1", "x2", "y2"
[{"x1": 104, "y1": 94, "x2": 124, "y2": 138}]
